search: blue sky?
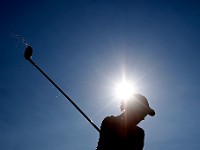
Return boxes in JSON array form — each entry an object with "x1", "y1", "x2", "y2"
[{"x1": 0, "y1": 0, "x2": 200, "y2": 149}]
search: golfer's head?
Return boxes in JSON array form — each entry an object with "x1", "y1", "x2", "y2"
[{"x1": 120, "y1": 94, "x2": 155, "y2": 117}]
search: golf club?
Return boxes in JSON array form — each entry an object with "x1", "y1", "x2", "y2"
[{"x1": 24, "y1": 46, "x2": 100, "y2": 132}]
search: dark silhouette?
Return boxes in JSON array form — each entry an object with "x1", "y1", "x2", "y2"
[{"x1": 96, "y1": 94, "x2": 155, "y2": 150}]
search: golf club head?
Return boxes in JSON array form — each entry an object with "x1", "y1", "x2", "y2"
[{"x1": 24, "y1": 46, "x2": 33, "y2": 60}]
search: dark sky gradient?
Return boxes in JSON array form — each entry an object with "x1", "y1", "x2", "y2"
[{"x1": 1, "y1": 0, "x2": 200, "y2": 150}]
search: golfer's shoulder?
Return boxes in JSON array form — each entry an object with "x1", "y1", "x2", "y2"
[
  {"x1": 135, "y1": 126, "x2": 145, "y2": 136},
  {"x1": 101, "y1": 115, "x2": 116, "y2": 127}
]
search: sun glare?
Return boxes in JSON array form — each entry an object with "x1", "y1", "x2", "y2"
[{"x1": 115, "y1": 79, "x2": 135, "y2": 101}]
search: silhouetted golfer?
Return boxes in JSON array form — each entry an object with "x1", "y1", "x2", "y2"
[{"x1": 96, "y1": 94, "x2": 155, "y2": 150}]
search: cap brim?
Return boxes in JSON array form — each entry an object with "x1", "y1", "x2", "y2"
[{"x1": 147, "y1": 108, "x2": 155, "y2": 116}]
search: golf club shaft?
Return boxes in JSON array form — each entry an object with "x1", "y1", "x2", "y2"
[{"x1": 28, "y1": 58, "x2": 100, "y2": 132}]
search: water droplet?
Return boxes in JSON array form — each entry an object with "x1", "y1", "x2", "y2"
[
  {"x1": 56, "y1": 93, "x2": 61, "y2": 98},
  {"x1": 10, "y1": 32, "x2": 31, "y2": 50}
]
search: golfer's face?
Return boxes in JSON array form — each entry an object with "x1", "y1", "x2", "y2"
[{"x1": 127, "y1": 109, "x2": 147, "y2": 124}]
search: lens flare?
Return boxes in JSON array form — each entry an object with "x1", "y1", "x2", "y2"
[{"x1": 115, "y1": 79, "x2": 135, "y2": 101}]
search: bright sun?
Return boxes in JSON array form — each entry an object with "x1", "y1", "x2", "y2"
[{"x1": 115, "y1": 79, "x2": 136, "y2": 101}]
